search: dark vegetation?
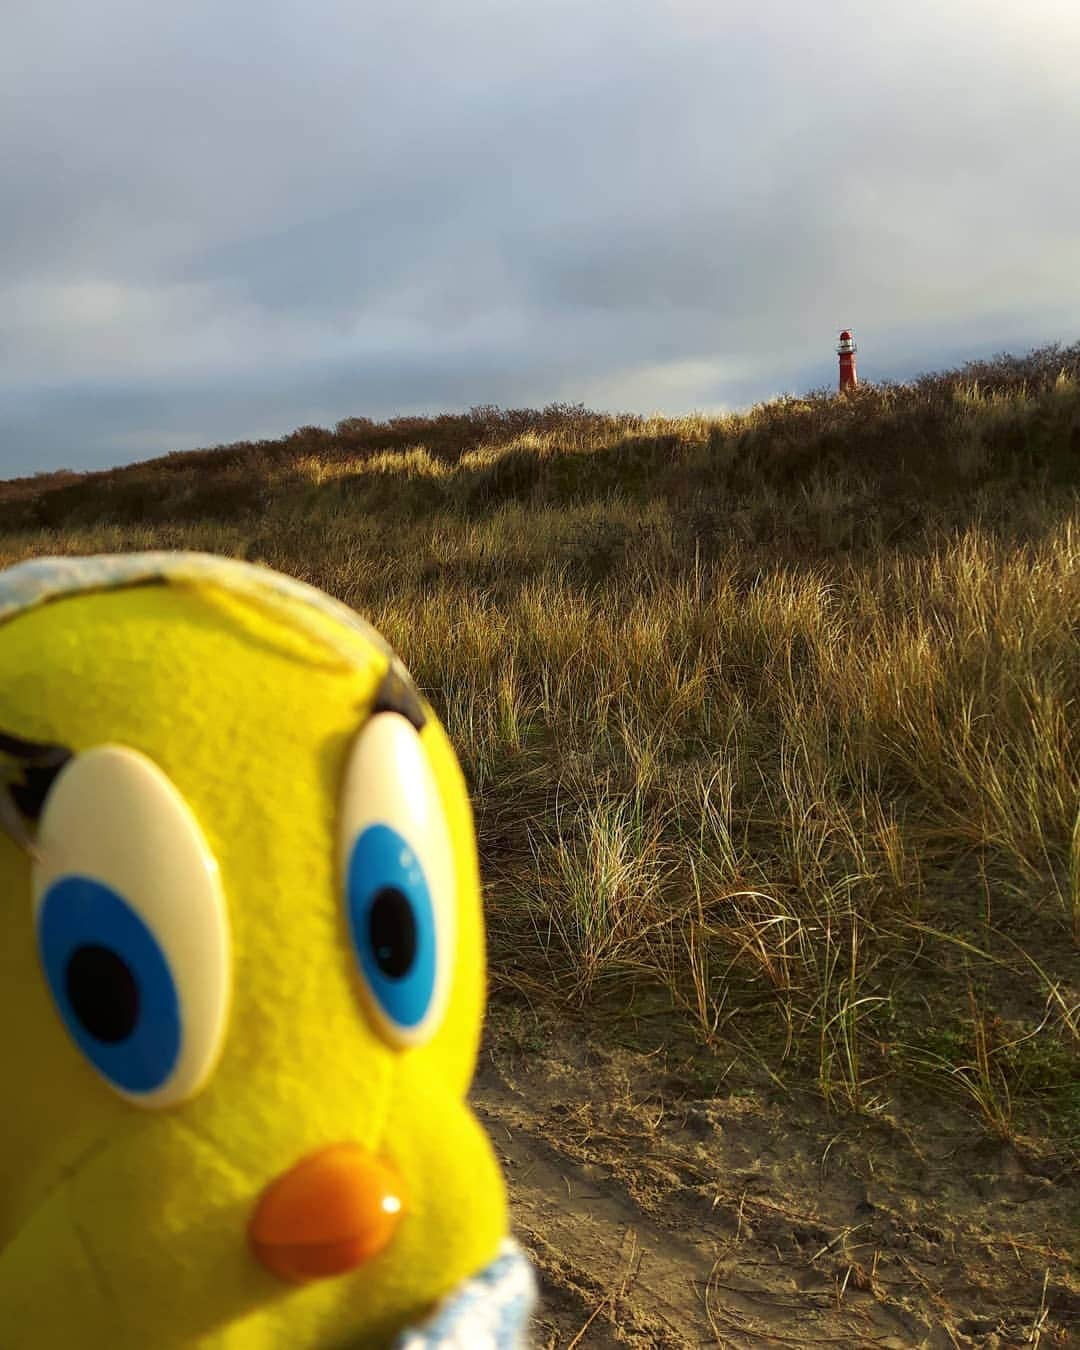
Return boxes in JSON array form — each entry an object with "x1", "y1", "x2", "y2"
[
  {"x1": 3, "y1": 341, "x2": 1078, "y2": 552},
  {"x1": 1, "y1": 342, "x2": 1077, "y2": 1179}
]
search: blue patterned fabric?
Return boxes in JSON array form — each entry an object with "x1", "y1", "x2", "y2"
[{"x1": 391, "y1": 1238, "x2": 537, "y2": 1349}]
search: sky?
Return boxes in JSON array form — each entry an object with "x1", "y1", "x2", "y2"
[{"x1": 3, "y1": 0, "x2": 1079, "y2": 477}]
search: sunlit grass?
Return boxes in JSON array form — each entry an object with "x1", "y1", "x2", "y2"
[{"x1": 2, "y1": 344, "x2": 1077, "y2": 1147}]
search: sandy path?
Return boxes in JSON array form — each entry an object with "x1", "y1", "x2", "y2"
[{"x1": 470, "y1": 1024, "x2": 1078, "y2": 1348}]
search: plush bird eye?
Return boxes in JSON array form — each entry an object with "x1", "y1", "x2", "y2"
[
  {"x1": 32, "y1": 745, "x2": 231, "y2": 1108},
  {"x1": 339, "y1": 710, "x2": 456, "y2": 1049}
]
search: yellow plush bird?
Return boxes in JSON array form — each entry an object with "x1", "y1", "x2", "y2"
[{"x1": 0, "y1": 552, "x2": 536, "y2": 1349}]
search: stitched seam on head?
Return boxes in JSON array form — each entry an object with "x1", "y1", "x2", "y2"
[{"x1": 0, "y1": 554, "x2": 397, "y2": 668}]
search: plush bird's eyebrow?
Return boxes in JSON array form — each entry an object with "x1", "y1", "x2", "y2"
[
  {"x1": 0, "y1": 729, "x2": 74, "y2": 819},
  {"x1": 0, "y1": 728, "x2": 73, "y2": 857},
  {"x1": 368, "y1": 665, "x2": 427, "y2": 733}
]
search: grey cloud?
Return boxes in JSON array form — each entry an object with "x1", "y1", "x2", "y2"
[{"x1": 2, "y1": 0, "x2": 1078, "y2": 475}]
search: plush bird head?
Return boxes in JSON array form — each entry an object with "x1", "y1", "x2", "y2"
[{"x1": 0, "y1": 553, "x2": 534, "y2": 1349}]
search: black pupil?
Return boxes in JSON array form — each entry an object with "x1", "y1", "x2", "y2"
[
  {"x1": 65, "y1": 945, "x2": 140, "y2": 1043},
  {"x1": 369, "y1": 887, "x2": 416, "y2": 978}
]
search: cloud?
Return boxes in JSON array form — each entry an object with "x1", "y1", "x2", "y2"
[{"x1": 2, "y1": 0, "x2": 1078, "y2": 473}]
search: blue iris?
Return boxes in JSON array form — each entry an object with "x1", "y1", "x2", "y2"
[
  {"x1": 347, "y1": 824, "x2": 436, "y2": 1030},
  {"x1": 36, "y1": 876, "x2": 181, "y2": 1093}
]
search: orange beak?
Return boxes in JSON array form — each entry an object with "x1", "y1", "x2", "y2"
[{"x1": 248, "y1": 1142, "x2": 406, "y2": 1282}]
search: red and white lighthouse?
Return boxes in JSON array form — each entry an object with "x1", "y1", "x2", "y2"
[{"x1": 837, "y1": 329, "x2": 858, "y2": 392}]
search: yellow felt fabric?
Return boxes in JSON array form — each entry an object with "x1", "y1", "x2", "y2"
[{"x1": 0, "y1": 566, "x2": 505, "y2": 1348}]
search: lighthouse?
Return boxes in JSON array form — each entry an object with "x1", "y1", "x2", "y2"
[{"x1": 837, "y1": 329, "x2": 858, "y2": 392}]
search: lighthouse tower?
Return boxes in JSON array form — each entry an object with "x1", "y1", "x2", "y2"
[{"x1": 837, "y1": 329, "x2": 858, "y2": 392}]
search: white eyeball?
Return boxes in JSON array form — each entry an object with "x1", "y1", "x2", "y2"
[
  {"x1": 338, "y1": 712, "x2": 456, "y2": 1049},
  {"x1": 32, "y1": 745, "x2": 231, "y2": 1108}
]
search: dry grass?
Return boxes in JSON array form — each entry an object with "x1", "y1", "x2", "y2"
[{"x1": 3, "y1": 342, "x2": 1078, "y2": 1155}]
